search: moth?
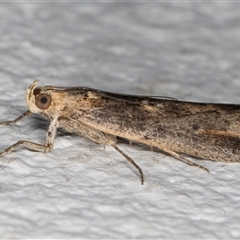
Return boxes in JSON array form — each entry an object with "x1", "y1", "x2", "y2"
[{"x1": 1, "y1": 80, "x2": 240, "y2": 184}]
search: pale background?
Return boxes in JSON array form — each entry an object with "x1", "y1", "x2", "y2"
[{"x1": 0, "y1": 2, "x2": 240, "y2": 239}]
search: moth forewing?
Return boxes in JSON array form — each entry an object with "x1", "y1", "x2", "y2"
[
  {"x1": 1, "y1": 80, "x2": 240, "y2": 185},
  {"x1": 72, "y1": 93, "x2": 240, "y2": 163}
]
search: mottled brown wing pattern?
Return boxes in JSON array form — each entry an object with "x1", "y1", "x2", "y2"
[{"x1": 70, "y1": 89, "x2": 240, "y2": 162}]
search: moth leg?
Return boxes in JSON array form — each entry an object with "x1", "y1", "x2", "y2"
[
  {"x1": 0, "y1": 117, "x2": 58, "y2": 157},
  {"x1": 0, "y1": 140, "x2": 51, "y2": 157},
  {"x1": 0, "y1": 110, "x2": 32, "y2": 125},
  {"x1": 112, "y1": 144, "x2": 144, "y2": 185},
  {"x1": 163, "y1": 148, "x2": 209, "y2": 172},
  {"x1": 56, "y1": 120, "x2": 144, "y2": 184},
  {"x1": 85, "y1": 132, "x2": 144, "y2": 185}
]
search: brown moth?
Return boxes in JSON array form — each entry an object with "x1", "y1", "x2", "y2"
[{"x1": 1, "y1": 80, "x2": 240, "y2": 184}]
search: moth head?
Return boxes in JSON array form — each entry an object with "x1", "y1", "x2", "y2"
[{"x1": 26, "y1": 80, "x2": 52, "y2": 113}]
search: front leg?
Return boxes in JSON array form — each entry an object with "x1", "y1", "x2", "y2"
[{"x1": 0, "y1": 117, "x2": 58, "y2": 157}]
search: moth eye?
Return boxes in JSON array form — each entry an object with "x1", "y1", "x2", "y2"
[{"x1": 35, "y1": 93, "x2": 52, "y2": 110}]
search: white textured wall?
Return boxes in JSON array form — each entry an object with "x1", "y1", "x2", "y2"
[{"x1": 0, "y1": 2, "x2": 240, "y2": 239}]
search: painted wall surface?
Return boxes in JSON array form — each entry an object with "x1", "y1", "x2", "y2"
[{"x1": 0, "y1": 2, "x2": 240, "y2": 239}]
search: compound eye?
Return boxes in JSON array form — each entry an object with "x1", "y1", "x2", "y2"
[{"x1": 35, "y1": 93, "x2": 52, "y2": 110}]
